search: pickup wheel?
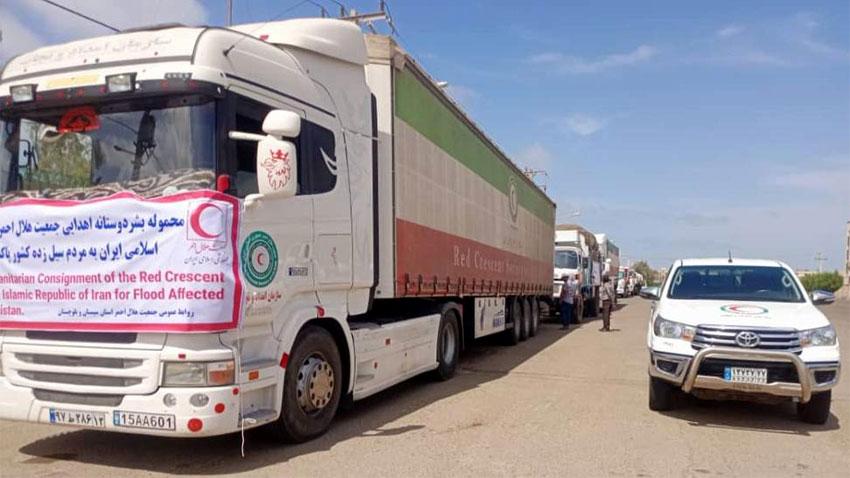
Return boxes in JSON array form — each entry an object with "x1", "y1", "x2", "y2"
[
  {"x1": 648, "y1": 376, "x2": 677, "y2": 411},
  {"x1": 503, "y1": 298, "x2": 521, "y2": 346},
  {"x1": 528, "y1": 299, "x2": 540, "y2": 337},
  {"x1": 432, "y1": 310, "x2": 460, "y2": 381},
  {"x1": 271, "y1": 326, "x2": 342, "y2": 443},
  {"x1": 797, "y1": 391, "x2": 831, "y2": 424}
]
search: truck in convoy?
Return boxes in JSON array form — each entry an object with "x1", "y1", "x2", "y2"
[
  {"x1": 0, "y1": 19, "x2": 555, "y2": 441},
  {"x1": 552, "y1": 224, "x2": 601, "y2": 318},
  {"x1": 594, "y1": 233, "x2": 619, "y2": 280}
]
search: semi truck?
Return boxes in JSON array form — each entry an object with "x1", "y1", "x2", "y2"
[
  {"x1": 0, "y1": 19, "x2": 555, "y2": 441},
  {"x1": 594, "y1": 233, "x2": 619, "y2": 280},
  {"x1": 552, "y1": 224, "x2": 601, "y2": 318}
]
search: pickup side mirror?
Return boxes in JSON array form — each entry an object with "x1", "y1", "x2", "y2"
[
  {"x1": 810, "y1": 289, "x2": 835, "y2": 305},
  {"x1": 639, "y1": 286, "x2": 660, "y2": 300}
]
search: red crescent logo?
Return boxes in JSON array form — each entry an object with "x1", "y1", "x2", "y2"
[
  {"x1": 257, "y1": 251, "x2": 266, "y2": 266},
  {"x1": 190, "y1": 203, "x2": 224, "y2": 239}
]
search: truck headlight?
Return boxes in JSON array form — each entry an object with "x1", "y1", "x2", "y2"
[
  {"x1": 799, "y1": 325, "x2": 837, "y2": 347},
  {"x1": 653, "y1": 316, "x2": 696, "y2": 341},
  {"x1": 162, "y1": 360, "x2": 235, "y2": 387}
]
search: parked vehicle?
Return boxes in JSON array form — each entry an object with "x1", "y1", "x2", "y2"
[
  {"x1": 594, "y1": 233, "x2": 620, "y2": 282},
  {"x1": 0, "y1": 19, "x2": 555, "y2": 440},
  {"x1": 553, "y1": 225, "x2": 602, "y2": 318},
  {"x1": 643, "y1": 258, "x2": 841, "y2": 424}
]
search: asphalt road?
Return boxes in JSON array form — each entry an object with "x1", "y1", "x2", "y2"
[{"x1": 1, "y1": 298, "x2": 848, "y2": 477}]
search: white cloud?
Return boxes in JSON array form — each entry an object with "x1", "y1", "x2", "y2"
[
  {"x1": 0, "y1": 7, "x2": 46, "y2": 62},
  {"x1": 515, "y1": 143, "x2": 554, "y2": 170},
  {"x1": 3, "y1": 0, "x2": 208, "y2": 57},
  {"x1": 444, "y1": 84, "x2": 479, "y2": 110},
  {"x1": 528, "y1": 44, "x2": 657, "y2": 74},
  {"x1": 560, "y1": 114, "x2": 606, "y2": 136},
  {"x1": 770, "y1": 162, "x2": 850, "y2": 196},
  {"x1": 716, "y1": 24, "x2": 745, "y2": 38}
]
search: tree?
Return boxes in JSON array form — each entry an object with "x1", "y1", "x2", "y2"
[
  {"x1": 799, "y1": 272, "x2": 843, "y2": 293},
  {"x1": 632, "y1": 260, "x2": 657, "y2": 285}
]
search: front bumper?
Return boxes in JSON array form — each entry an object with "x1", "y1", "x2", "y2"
[
  {"x1": 0, "y1": 377, "x2": 246, "y2": 437},
  {"x1": 649, "y1": 347, "x2": 841, "y2": 404}
]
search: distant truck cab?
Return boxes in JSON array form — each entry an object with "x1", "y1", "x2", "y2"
[{"x1": 643, "y1": 258, "x2": 840, "y2": 424}]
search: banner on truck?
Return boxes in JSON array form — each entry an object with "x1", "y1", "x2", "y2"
[{"x1": 0, "y1": 191, "x2": 242, "y2": 332}]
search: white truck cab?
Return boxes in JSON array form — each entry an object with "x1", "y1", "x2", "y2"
[{"x1": 643, "y1": 258, "x2": 840, "y2": 424}]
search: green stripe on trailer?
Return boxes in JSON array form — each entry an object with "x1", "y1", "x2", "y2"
[{"x1": 394, "y1": 68, "x2": 554, "y2": 223}]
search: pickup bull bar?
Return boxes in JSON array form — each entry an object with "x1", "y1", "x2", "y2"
[{"x1": 650, "y1": 346, "x2": 840, "y2": 404}]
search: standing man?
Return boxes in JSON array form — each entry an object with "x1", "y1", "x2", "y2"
[
  {"x1": 599, "y1": 275, "x2": 615, "y2": 332},
  {"x1": 573, "y1": 273, "x2": 584, "y2": 323},
  {"x1": 559, "y1": 275, "x2": 574, "y2": 330}
]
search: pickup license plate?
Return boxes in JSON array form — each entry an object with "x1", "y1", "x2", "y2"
[
  {"x1": 49, "y1": 408, "x2": 106, "y2": 428},
  {"x1": 113, "y1": 410, "x2": 176, "y2": 431},
  {"x1": 724, "y1": 367, "x2": 768, "y2": 384}
]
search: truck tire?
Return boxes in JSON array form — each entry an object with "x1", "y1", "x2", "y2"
[
  {"x1": 271, "y1": 325, "x2": 342, "y2": 443},
  {"x1": 432, "y1": 310, "x2": 460, "y2": 381},
  {"x1": 503, "y1": 298, "x2": 521, "y2": 346},
  {"x1": 648, "y1": 376, "x2": 677, "y2": 411},
  {"x1": 519, "y1": 298, "x2": 531, "y2": 341},
  {"x1": 528, "y1": 299, "x2": 540, "y2": 337},
  {"x1": 797, "y1": 391, "x2": 831, "y2": 424}
]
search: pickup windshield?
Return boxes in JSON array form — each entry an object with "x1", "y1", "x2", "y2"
[
  {"x1": 1, "y1": 95, "x2": 215, "y2": 198},
  {"x1": 667, "y1": 265, "x2": 805, "y2": 302},
  {"x1": 555, "y1": 250, "x2": 579, "y2": 269}
]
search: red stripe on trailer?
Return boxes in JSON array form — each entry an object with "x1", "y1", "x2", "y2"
[{"x1": 395, "y1": 218, "x2": 550, "y2": 297}]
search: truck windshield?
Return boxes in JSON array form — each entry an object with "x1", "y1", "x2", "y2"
[
  {"x1": 0, "y1": 95, "x2": 215, "y2": 197},
  {"x1": 555, "y1": 250, "x2": 579, "y2": 269},
  {"x1": 667, "y1": 265, "x2": 805, "y2": 302}
]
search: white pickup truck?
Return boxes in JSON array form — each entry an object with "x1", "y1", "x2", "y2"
[{"x1": 643, "y1": 258, "x2": 840, "y2": 424}]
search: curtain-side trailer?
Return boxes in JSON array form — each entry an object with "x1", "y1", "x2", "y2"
[{"x1": 0, "y1": 19, "x2": 555, "y2": 442}]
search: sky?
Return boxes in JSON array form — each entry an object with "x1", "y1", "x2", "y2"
[{"x1": 1, "y1": 0, "x2": 849, "y2": 271}]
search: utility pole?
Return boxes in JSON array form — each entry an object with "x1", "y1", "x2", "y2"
[
  {"x1": 226, "y1": 0, "x2": 233, "y2": 26},
  {"x1": 815, "y1": 252, "x2": 827, "y2": 273},
  {"x1": 522, "y1": 168, "x2": 549, "y2": 192}
]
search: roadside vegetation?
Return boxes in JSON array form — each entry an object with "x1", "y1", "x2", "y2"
[{"x1": 800, "y1": 271, "x2": 844, "y2": 292}]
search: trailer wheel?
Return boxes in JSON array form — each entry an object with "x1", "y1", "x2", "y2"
[
  {"x1": 271, "y1": 325, "x2": 342, "y2": 443},
  {"x1": 529, "y1": 299, "x2": 540, "y2": 337},
  {"x1": 432, "y1": 310, "x2": 460, "y2": 381},
  {"x1": 503, "y1": 298, "x2": 521, "y2": 346},
  {"x1": 519, "y1": 298, "x2": 531, "y2": 341},
  {"x1": 797, "y1": 391, "x2": 831, "y2": 424}
]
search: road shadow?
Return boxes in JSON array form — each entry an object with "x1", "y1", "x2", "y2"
[
  {"x1": 660, "y1": 394, "x2": 840, "y2": 436},
  {"x1": 18, "y1": 322, "x2": 569, "y2": 475}
]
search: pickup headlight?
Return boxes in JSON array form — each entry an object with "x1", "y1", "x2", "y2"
[
  {"x1": 799, "y1": 325, "x2": 837, "y2": 347},
  {"x1": 162, "y1": 360, "x2": 235, "y2": 387},
  {"x1": 653, "y1": 316, "x2": 696, "y2": 341}
]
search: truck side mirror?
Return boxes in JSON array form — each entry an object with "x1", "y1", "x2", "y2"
[
  {"x1": 256, "y1": 136, "x2": 298, "y2": 198},
  {"x1": 228, "y1": 110, "x2": 301, "y2": 199}
]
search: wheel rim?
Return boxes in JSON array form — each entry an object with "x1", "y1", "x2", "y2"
[
  {"x1": 532, "y1": 301, "x2": 539, "y2": 332},
  {"x1": 441, "y1": 321, "x2": 457, "y2": 364},
  {"x1": 513, "y1": 303, "x2": 521, "y2": 339},
  {"x1": 295, "y1": 353, "x2": 335, "y2": 414}
]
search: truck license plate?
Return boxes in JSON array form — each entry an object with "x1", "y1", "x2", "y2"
[
  {"x1": 113, "y1": 410, "x2": 176, "y2": 431},
  {"x1": 49, "y1": 408, "x2": 106, "y2": 428},
  {"x1": 724, "y1": 367, "x2": 768, "y2": 385}
]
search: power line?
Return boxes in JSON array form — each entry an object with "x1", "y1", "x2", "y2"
[{"x1": 39, "y1": 0, "x2": 119, "y2": 32}]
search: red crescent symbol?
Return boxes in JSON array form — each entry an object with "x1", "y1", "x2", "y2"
[
  {"x1": 190, "y1": 203, "x2": 224, "y2": 239},
  {"x1": 257, "y1": 251, "x2": 266, "y2": 266}
]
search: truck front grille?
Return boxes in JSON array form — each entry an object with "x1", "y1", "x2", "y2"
[
  {"x1": 692, "y1": 325, "x2": 801, "y2": 353},
  {"x1": 19, "y1": 371, "x2": 143, "y2": 387},
  {"x1": 3, "y1": 347, "x2": 160, "y2": 395},
  {"x1": 33, "y1": 389, "x2": 124, "y2": 407},
  {"x1": 697, "y1": 359, "x2": 799, "y2": 383}
]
